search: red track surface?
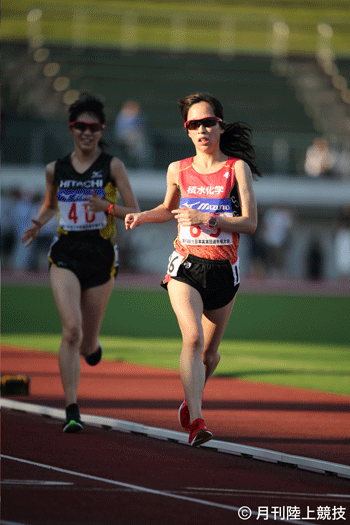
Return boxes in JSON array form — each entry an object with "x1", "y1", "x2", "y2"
[{"x1": 2, "y1": 346, "x2": 350, "y2": 525}]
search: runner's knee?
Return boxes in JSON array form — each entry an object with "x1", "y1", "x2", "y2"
[
  {"x1": 182, "y1": 330, "x2": 204, "y2": 353},
  {"x1": 62, "y1": 323, "x2": 83, "y2": 349}
]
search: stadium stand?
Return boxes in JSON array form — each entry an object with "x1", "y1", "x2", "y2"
[{"x1": 2, "y1": 41, "x2": 348, "y2": 174}]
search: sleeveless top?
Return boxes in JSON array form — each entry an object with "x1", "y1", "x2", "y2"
[
  {"x1": 173, "y1": 156, "x2": 241, "y2": 264},
  {"x1": 53, "y1": 152, "x2": 117, "y2": 240}
]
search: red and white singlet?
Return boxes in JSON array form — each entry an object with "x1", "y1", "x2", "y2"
[{"x1": 173, "y1": 156, "x2": 241, "y2": 264}]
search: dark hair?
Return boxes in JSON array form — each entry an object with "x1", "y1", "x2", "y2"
[
  {"x1": 178, "y1": 92, "x2": 261, "y2": 177},
  {"x1": 68, "y1": 94, "x2": 108, "y2": 149}
]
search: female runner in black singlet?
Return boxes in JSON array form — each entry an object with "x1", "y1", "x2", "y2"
[{"x1": 22, "y1": 95, "x2": 140, "y2": 432}]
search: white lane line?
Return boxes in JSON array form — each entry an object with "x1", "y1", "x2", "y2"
[
  {"x1": 185, "y1": 487, "x2": 350, "y2": 498},
  {"x1": 4, "y1": 482, "x2": 348, "y2": 499},
  {"x1": 2, "y1": 522, "x2": 29, "y2": 525},
  {"x1": 2, "y1": 480, "x2": 73, "y2": 486},
  {"x1": 185, "y1": 488, "x2": 350, "y2": 499},
  {"x1": 1, "y1": 454, "x2": 315, "y2": 524}
]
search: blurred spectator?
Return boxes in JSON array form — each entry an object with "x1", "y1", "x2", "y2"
[
  {"x1": 333, "y1": 148, "x2": 350, "y2": 180},
  {"x1": 334, "y1": 207, "x2": 350, "y2": 279},
  {"x1": 304, "y1": 137, "x2": 336, "y2": 178},
  {"x1": 114, "y1": 100, "x2": 153, "y2": 168},
  {"x1": 306, "y1": 237, "x2": 323, "y2": 281},
  {"x1": 1, "y1": 187, "x2": 20, "y2": 270},
  {"x1": 272, "y1": 137, "x2": 290, "y2": 174},
  {"x1": 11, "y1": 188, "x2": 37, "y2": 271},
  {"x1": 261, "y1": 205, "x2": 294, "y2": 277},
  {"x1": 1, "y1": 187, "x2": 56, "y2": 273},
  {"x1": 247, "y1": 227, "x2": 267, "y2": 278}
]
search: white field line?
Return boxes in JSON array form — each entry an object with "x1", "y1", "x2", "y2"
[{"x1": 2, "y1": 454, "x2": 315, "y2": 525}]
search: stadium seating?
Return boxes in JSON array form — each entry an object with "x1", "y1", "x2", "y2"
[{"x1": 2, "y1": 41, "x2": 336, "y2": 173}]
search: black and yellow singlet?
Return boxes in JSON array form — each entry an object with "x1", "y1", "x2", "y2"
[{"x1": 54, "y1": 152, "x2": 117, "y2": 240}]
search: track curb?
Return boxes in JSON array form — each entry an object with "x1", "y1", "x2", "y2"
[{"x1": 2, "y1": 398, "x2": 349, "y2": 479}]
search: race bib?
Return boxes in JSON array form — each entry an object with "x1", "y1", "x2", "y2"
[
  {"x1": 232, "y1": 257, "x2": 240, "y2": 286},
  {"x1": 166, "y1": 251, "x2": 185, "y2": 276},
  {"x1": 178, "y1": 197, "x2": 233, "y2": 246},
  {"x1": 57, "y1": 188, "x2": 107, "y2": 231}
]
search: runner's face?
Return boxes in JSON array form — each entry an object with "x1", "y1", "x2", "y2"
[
  {"x1": 186, "y1": 101, "x2": 224, "y2": 153},
  {"x1": 69, "y1": 112, "x2": 104, "y2": 152}
]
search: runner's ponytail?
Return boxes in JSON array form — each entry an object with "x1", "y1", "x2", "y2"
[{"x1": 220, "y1": 122, "x2": 262, "y2": 178}]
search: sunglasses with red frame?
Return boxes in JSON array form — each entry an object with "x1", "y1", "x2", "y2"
[
  {"x1": 69, "y1": 121, "x2": 105, "y2": 133},
  {"x1": 184, "y1": 116, "x2": 222, "y2": 130}
]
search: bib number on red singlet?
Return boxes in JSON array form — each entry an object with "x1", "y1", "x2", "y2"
[
  {"x1": 189, "y1": 225, "x2": 222, "y2": 238},
  {"x1": 179, "y1": 223, "x2": 230, "y2": 245},
  {"x1": 178, "y1": 197, "x2": 232, "y2": 245},
  {"x1": 166, "y1": 251, "x2": 185, "y2": 277}
]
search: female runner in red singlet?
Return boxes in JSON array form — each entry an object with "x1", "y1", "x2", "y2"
[{"x1": 125, "y1": 92, "x2": 261, "y2": 447}]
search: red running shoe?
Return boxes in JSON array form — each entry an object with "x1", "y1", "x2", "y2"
[
  {"x1": 188, "y1": 418, "x2": 213, "y2": 447},
  {"x1": 178, "y1": 400, "x2": 191, "y2": 431}
]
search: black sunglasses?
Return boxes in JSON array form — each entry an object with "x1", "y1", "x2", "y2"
[
  {"x1": 69, "y1": 121, "x2": 105, "y2": 132},
  {"x1": 184, "y1": 116, "x2": 222, "y2": 131}
]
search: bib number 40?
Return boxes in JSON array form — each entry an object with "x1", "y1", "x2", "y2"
[{"x1": 68, "y1": 202, "x2": 95, "y2": 224}]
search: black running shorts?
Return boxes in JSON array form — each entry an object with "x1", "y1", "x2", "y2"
[
  {"x1": 161, "y1": 253, "x2": 240, "y2": 310},
  {"x1": 49, "y1": 233, "x2": 118, "y2": 290}
]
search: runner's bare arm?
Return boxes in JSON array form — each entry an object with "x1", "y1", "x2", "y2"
[
  {"x1": 125, "y1": 161, "x2": 180, "y2": 230},
  {"x1": 22, "y1": 162, "x2": 58, "y2": 247}
]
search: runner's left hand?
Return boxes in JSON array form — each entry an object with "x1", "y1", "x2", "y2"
[
  {"x1": 171, "y1": 207, "x2": 206, "y2": 226},
  {"x1": 85, "y1": 190, "x2": 107, "y2": 213}
]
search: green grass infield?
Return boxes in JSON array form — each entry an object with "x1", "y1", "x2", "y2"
[
  {"x1": 2, "y1": 284, "x2": 350, "y2": 396},
  {"x1": 2, "y1": 285, "x2": 350, "y2": 345},
  {"x1": 2, "y1": 334, "x2": 349, "y2": 397}
]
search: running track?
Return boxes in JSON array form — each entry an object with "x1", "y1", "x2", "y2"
[{"x1": 1, "y1": 346, "x2": 350, "y2": 525}]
